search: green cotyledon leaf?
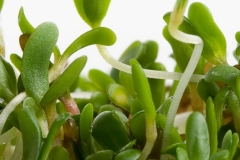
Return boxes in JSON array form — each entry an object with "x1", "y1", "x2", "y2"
[
  {"x1": 186, "y1": 112, "x2": 210, "y2": 160},
  {"x1": 130, "y1": 59, "x2": 156, "y2": 121},
  {"x1": 18, "y1": 7, "x2": 34, "y2": 34},
  {"x1": 61, "y1": 27, "x2": 116, "y2": 61},
  {"x1": 21, "y1": 22, "x2": 58, "y2": 105},
  {"x1": 204, "y1": 65, "x2": 240, "y2": 97},
  {"x1": 0, "y1": 55, "x2": 17, "y2": 103},
  {"x1": 188, "y1": 2, "x2": 227, "y2": 64},
  {"x1": 162, "y1": 25, "x2": 206, "y2": 74},
  {"x1": 40, "y1": 56, "x2": 87, "y2": 106},
  {"x1": 74, "y1": 0, "x2": 111, "y2": 28},
  {"x1": 91, "y1": 111, "x2": 131, "y2": 152},
  {"x1": 80, "y1": 103, "x2": 94, "y2": 158},
  {"x1": 107, "y1": 83, "x2": 133, "y2": 112},
  {"x1": 39, "y1": 112, "x2": 71, "y2": 160},
  {"x1": 18, "y1": 107, "x2": 42, "y2": 160},
  {"x1": 88, "y1": 69, "x2": 115, "y2": 94}
]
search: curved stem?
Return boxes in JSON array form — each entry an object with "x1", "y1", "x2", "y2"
[
  {"x1": 0, "y1": 92, "x2": 27, "y2": 134},
  {"x1": 161, "y1": 0, "x2": 204, "y2": 150},
  {"x1": 96, "y1": 45, "x2": 204, "y2": 82}
]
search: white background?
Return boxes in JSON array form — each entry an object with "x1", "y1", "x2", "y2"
[{"x1": 1, "y1": 0, "x2": 240, "y2": 77}]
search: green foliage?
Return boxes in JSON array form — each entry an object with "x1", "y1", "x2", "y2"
[{"x1": 1, "y1": 0, "x2": 240, "y2": 159}]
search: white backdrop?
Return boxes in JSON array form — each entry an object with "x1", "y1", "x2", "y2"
[{"x1": 1, "y1": 0, "x2": 240, "y2": 78}]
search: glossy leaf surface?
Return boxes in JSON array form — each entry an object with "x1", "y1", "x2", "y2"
[
  {"x1": 80, "y1": 103, "x2": 94, "y2": 157},
  {"x1": 188, "y1": 2, "x2": 226, "y2": 64},
  {"x1": 21, "y1": 22, "x2": 58, "y2": 105},
  {"x1": 18, "y1": 7, "x2": 34, "y2": 34},
  {"x1": 62, "y1": 27, "x2": 116, "y2": 59},
  {"x1": 107, "y1": 83, "x2": 133, "y2": 111},
  {"x1": 89, "y1": 69, "x2": 115, "y2": 94},
  {"x1": 39, "y1": 112, "x2": 71, "y2": 160},
  {"x1": 115, "y1": 149, "x2": 141, "y2": 160},
  {"x1": 85, "y1": 150, "x2": 114, "y2": 160},
  {"x1": 205, "y1": 65, "x2": 240, "y2": 93},
  {"x1": 197, "y1": 79, "x2": 219, "y2": 102},
  {"x1": 18, "y1": 107, "x2": 42, "y2": 160},
  {"x1": 10, "y1": 53, "x2": 22, "y2": 72},
  {"x1": 41, "y1": 56, "x2": 87, "y2": 106},
  {"x1": 91, "y1": 111, "x2": 130, "y2": 152},
  {"x1": 74, "y1": 0, "x2": 111, "y2": 28},
  {"x1": 213, "y1": 87, "x2": 230, "y2": 130},
  {"x1": 0, "y1": 56, "x2": 17, "y2": 102},
  {"x1": 186, "y1": 112, "x2": 210, "y2": 160},
  {"x1": 131, "y1": 59, "x2": 156, "y2": 121},
  {"x1": 206, "y1": 97, "x2": 217, "y2": 156},
  {"x1": 23, "y1": 97, "x2": 48, "y2": 138}
]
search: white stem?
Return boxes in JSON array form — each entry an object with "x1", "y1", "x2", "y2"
[
  {"x1": 0, "y1": 92, "x2": 27, "y2": 134},
  {"x1": 0, "y1": 127, "x2": 17, "y2": 144},
  {"x1": 161, "y1": 5, "x2": 204, "y2": 150},
  {"x1": 138, "y1": 121, "x2": 157, "y2": 160},
  {"x1": 96, "y1": 45, "x2": 204, "y2": 82}
]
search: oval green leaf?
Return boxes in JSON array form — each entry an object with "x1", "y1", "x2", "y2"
[
  {"x1": 91, "y1": 111, "x2": 130, "y2": 152},
  {"x1": 186, "y1": 112, "x2": 210, "y2": 160},
  {"x1": 21, "y1": 22, "x2": 58, "y2": 105},
  {"x1": 74, "y1": 0, "x2": 111, "y2": 28},
  {"x1": 40, "y1": 56, "x2": 87, "y2": 106},
  {"x1": 18, "y1": 107, "x2": 42, "y2": 160},
  {"x1": 188, "y1": 2, "x2": 227, "y2": 64}
]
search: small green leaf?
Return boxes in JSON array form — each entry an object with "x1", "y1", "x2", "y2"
[
  {"x1": 197, "y1": 79, "x2": 219, "y2": 102},
  {"x1": 39, "y1": 112, "x2": 71, "y2": 160},
  {"x1": 0, "y1": 0, "x2": 4, "y2": 13},
  {"x1": 86, "y1": 150, "x2": 114, "y2": 160},
  {"x1": 23, "y1": 97, "x2": 48, "y2": 138},
  {"x1": 107, "y1": 83, "x2": 133, "y2": 112},
  {"x1": 115, "y1": 149, "x2": 141, "y2": 160},
  {"x1": 18, "y1": 107, "x2": 42, "y2": 160},
  {"x1": 119, "y1": 71, "x2": 135, "y2": 97},
  {"x1": 91, "y1": 111, "x2": 130, "y2": 152},
  {"x1": 209, "y1": 150, "x2": 229, "y2": 160},
  {"x1": 230, "y1": 133, "x2": 239, "y2": 160},
  {"x1": 74, "y1": 0, "x2": 111, "y2": 28},
  {"x1": 48, "y1": 146, "x2": 70, "y2": 160},
  {"x1": 129, "y1": 111, "x2": 145, "y2": 146},
  {"x1": 0, "y1": 56, "x2": 17, "y2": 102},
  {"x1": 161, "y1": 143, "x2": 186, "y2": 157},
  {"x1": 206, "y1": 97, "x2": 218, "y2": 156},
  {"x1": 163, "y1": 25, "x2": 206, "y2": 74},
  {"x1": 221, "y1": 130, "x2": 232, "y2": 151},
  {"x1": 188, "y1": 2, "x2": 227, "y2": 64},
  {"x1": 21, "y1": 22, "x2": 58, "y2": 105},
  {"x1": 131, "y1": 59, "x2": 156, "y2": 121},
  {"x1": 176, "y1": 147, "x2": 189, "y2": 160},
  {"x1": 186, "y1": 112, "x2": 210, "y2": 160},
  {"x1": 80, "y1": 103, "x2": 94, "y2": 157},
  {"x1": 90, "y1": 91, "x2": 109, "y2": 113},
  {"x1": 205, "y1": 65, "x2": 240, "y2": 94},
  {"x1": 147, "y1": 62, "x2": 166, "y2": 108},
  {"x1": 10, "y1": 53, "x2": 22, "y2": 72},
  {"x1": 156, "y1": 97, "x2": 172, "y2": 116},
  {"x1": 227, "y1": 91, "x2": 240, "y2": 136},
  {"x1": 40, "y1": 56, "x2": 87, "y2": 106},
  {"x1": 89, "y1": 69, "x2": 115, "y2": 94},
  {"x1": 235, "y1": 31, "x2": 240, "y2": 44},
  {"x1": 213, "y1": 86, "x2": 230, "y2": 130},
  {"x1": 99, "y1": 104, "x2": 122, "y2": 113},
  {"x1": 62, "y1": 27, "x2": 116, "y2": 60},
  {"x1": 18, "y1": 7, "x2": 35, "y2": 34}
]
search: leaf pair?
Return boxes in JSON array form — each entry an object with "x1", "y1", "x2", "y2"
[
  {"x1": 74, "y1": 0, "x2": 111, "y2": 28},
  {"x1": 163, "y1": 2, "x2": 226, "y2": 67}
]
